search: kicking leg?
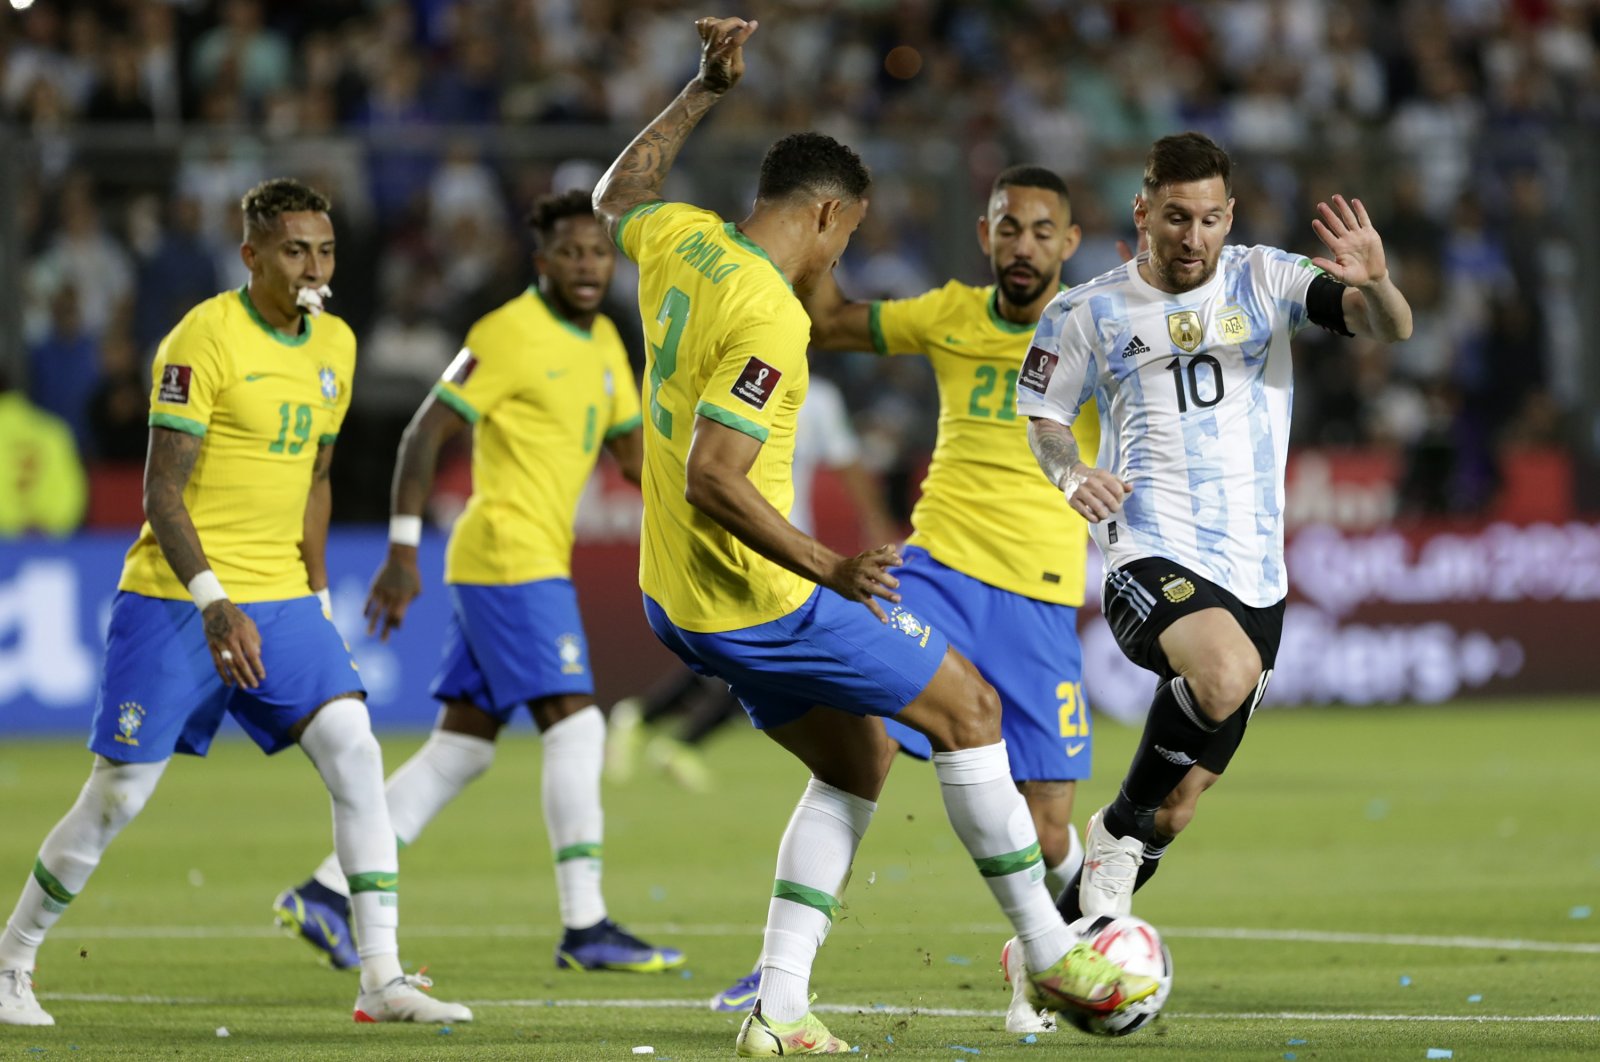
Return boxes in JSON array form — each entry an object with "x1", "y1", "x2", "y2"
[{"x1": 0, "y1": 756, "x2": 166, "y2": 1027}]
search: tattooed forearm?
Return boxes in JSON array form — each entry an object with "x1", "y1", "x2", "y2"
[
  {"x1": 594, "y1": 83, "x2": 721, "y2": 239},
  {"x1": 143, "y1": 427, "x2": 212, "y2": 585},
  {"x1": 1027, "y1": 417, "x2": 1085, "y2": 491}
]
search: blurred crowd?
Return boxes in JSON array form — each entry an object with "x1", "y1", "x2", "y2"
[{"x1": 2, "y1": 0, "x2": 1596, "y2": 530}]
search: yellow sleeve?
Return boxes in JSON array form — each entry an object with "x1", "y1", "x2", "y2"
[
  {"x1": 614, "y1": 200, "x2": 669, "y2": 262},
  {"x1": 867, "y1": 283, "x2": 954, "y2": 356},
  {"x1": 147, "y1": 314, "x2": 231, "y2": 437},
  {"x1": 432, "y1": 321, "x2": 520, "y2": 424},
  {"x1": 602, "y1": 336, "x2": 643, "y2": 439},
  {"x1": 692, "y1": 308, "x2": 811, "y2": 443},
  {"x1": 618, "y1": 201, "x2": 716, "y2": 264}
]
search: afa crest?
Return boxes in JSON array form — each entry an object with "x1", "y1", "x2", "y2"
[
  {"x1": 557, "y1": 633, "x2": 586, "y2": 675},
  {"x1": 114, "y1": 701, "x2": 146, "y2": 746},
  {"x1": 318, "y1": 366, "x2": 339, "y2": 403},
  {"x1": 888, "y1": 607, "x2": 933, "y2": 648},
  {"x1": 1167, "y1": 310, "x2": 1203, "y2": 353},
  {"x1": 1160, "y1": 575, "x2": 1197, "y2": 603},
  {"x1": 1217, "y1": 307, "x2": 1249, "y2": 345}
]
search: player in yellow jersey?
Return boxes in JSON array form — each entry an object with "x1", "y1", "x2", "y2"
[
  {"x1": 709, "y1": 165, "x2": 1102, "y2": 1034},
  {"x1": 270, "y1": 191, "x2": 682, "y2": 975},
  {"x1": 593, "y1": 17, "x2": 1155, "y2": 1056},
  {"x1": 0, "y1": 180, "x2": 469, "y2": 1028}
]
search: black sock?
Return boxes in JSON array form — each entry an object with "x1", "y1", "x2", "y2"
[{"x1": 1105, "y1": 677, "x2": 1219, "y2": 841}]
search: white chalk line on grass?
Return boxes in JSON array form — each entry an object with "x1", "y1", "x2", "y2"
[
  {"x1": 37, "y1": 994, "x2": 1599, "y2": 1024},
  {"x1": 56, "y1": 922, "x2": 1600, "y2": 956}
]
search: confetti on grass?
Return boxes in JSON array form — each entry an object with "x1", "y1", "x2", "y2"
[{"x1": 1426, "y1": 1050, "x2": 1454, "y2": 1060}]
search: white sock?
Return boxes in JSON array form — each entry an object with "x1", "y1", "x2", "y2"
[
  {"x1": 0, "y1": 757, "x2": 166, "y2": 971},
  {"x1": 1044, "y1": 823, "x2": 1084, "y2": 905},
  {"x1": 299, "y1": 699, "x2": 403, "y2": 991},
  {"x1": 758, "y1": 779, "x2": 875, "y2": 1023},
  {"x1": 541, "y1": 706, "x2": 608, "y2": 930},
  {"x1": 308, "y1": 729, "x2": 496, "y2": 898},
  {"x1": 933, "y1": 743, "x2": 1074, "y2": 972}
]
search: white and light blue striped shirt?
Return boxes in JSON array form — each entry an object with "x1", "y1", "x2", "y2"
[{"x1": 1016, "y1": 245, "x2": 1322, "y2": 607}]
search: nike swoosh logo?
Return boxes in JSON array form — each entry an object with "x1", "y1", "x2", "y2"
[
  {"x1": 1066, "y1": 742, "x2": 1086, "y2": 756},
  {"x1": 244, "y1": 373, "x2": 265, "y2": 382},
  {"x1": 547, "y1": 369, "x2": 569, "y2": 379},
  {"x1": 371, "y1": 877, "x2": 397, "y2": 890},
  {"x1": 313, "y1": 914, "x2": 342, "y2": 948}
]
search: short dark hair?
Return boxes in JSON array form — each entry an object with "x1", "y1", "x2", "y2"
[
  {"x1": 1142, "y1": 132, "x2": 1232, "y2": 199},
  {"x1": 757, "y1": 132, "x2": 871, "y2": 204},
  {"x1": 240, "y1": 178, "x2": 331, "y2": 241},
  {"x1": 992, "y1": 165, "x2": 1071, "y2": 210},
  {"x1": 526, "y1": 189, "x2": 599, "y2": 246}
]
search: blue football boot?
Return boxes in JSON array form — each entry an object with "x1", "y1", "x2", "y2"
[
  {"x1": 710, "y1": 968, "x2": 761, "y2": 1012},
  {"x1": 273, "y1": 879, "x2": 360, "y2": 970},
  {"x1": 555, "y1": 918, "x2": 685, "y2": 972}
]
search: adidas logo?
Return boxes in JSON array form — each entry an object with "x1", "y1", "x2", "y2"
[
  {"x1": 1122, "y1": 335, "x2": 1151, "y2": 359},
  {"x1": 1153, "y1": 745, "x2": 1197, "y2": 767}
]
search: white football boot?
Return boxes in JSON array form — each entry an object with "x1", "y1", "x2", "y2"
[
  {"x1": 0, "y1": 969, "x2": 54, "y2": 1027},
  {"x1": 353, "y1": 973, "x2": 473, "y2": 1024},
  {"x1": 999, "y1": 937, "x2": 1056, "y2": 1034},
  {"x1": 1078, "y1": 808, "x2": 1145, "y2": 918}
]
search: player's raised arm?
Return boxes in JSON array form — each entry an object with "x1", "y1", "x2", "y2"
[
  {"x1": 143, "y1": 426, "x2": 264, "y2": 687},
  {"x1": 798, "y1": 267, "x2": 875, "y2": 351},
  {"x1": 592, "y1": 16, "x2": 758, "y2": 243},
  {"x1": 365, "y1": 394, "x2": 469, "y2": 640},
  {"x1": 1310, "y1": 194, "x2": 1413, "y2": 343}
]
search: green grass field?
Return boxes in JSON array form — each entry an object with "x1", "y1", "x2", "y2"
[{"x1": 2, "y1": 699, "x2": 1597, "y2": 1059}]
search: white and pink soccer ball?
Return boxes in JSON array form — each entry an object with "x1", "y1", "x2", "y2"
[{"x1": 1061, "y1": 914, "x2": 1174, "y2": 1037}]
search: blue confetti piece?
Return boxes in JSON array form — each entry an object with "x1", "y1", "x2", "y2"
[
  {"x1": 1366, "y1": 798, "x2": 1390, "y2": 821},
  {"x1": 948, "y1": 1048, "x2": 981, "y2": 1055},
  {"x1": 1570, "y1": 905, "x2": 1593, "y2": 920},
  {"x1": 945, "y1": 954, "x2": 973, "y2": 966},
  {"x1": 1288, "y1": 1038, "x2": 1308, "y2": 1045},
  {"x1": 1021, "y1": 1033, "x2": 1038, "y2": 1044},
  {"x1": 849, "y1": 1048, "x2": 861, "y2": 1054},
  {"x1": 1399, "y1": 975, "x2": 1412, "y2": 986},
  {"x1": 885, "y1": 1034, "x2": 894, "y2": 1044},
  {"x1": 437, "y1": 1026, "x2": 453, "y2": 1035},
  {"x1": 1285, "y1": 1054, "x2": 1297, "y2": 1061},
  {"x1": 1467, "y1": 994, "x2": 1483, "y2": 1003},
  {"x1": 1426, "y1": 1050, "x2": 1453, "y2": 1060},
  {"x1": 873, "y1": 1003, "x2": 889, "y2": 1011},
  {"x1": 680, "y1": 969, "x2": 694, "y2": 979},
  {"x1": 649, "y1": 885, "x2": 668, "y2": 902}
]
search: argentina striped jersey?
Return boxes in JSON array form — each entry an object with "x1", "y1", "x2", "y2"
[{"x1": 1015, "y1": 245, "x2": 1323, "y2": 607}]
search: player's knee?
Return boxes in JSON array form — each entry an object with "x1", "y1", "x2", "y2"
[
  {"x1": 301, "y1": 698, "x2": 384, "y2": 804},
  {"x1": 1185, "y1": 652, "x2": 1261, "y2": 723},
  {"x1": 929, "y1": 669, "x2": 1002, "y2": 752},
  {"x1": 87, "y1": 758, "x2": 164, "y2": 836}
]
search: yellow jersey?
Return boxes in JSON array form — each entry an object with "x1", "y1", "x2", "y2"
[
  {"x1": 121, "y1": 287, "x2": 356, "y2": 602},
  {"x1": 618, "y1": 201, "x2": 815, "y2": 633},
  {"x1": 869, "y1": 281, "x2": 1100, "y2": 605},
  {"x1": 433, "y1": 287, "x2": 641, "y2": 585}
]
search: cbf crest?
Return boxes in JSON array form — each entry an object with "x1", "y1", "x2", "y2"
[
  {"x1": 1167, "y1": 310, "x2": 1203, "y2": 353},
  {"x1": 557, "y1": 633, "x2": 586, "y2": 675},
  {"x1": 114, "y1": 701, "x2": 146, "y2": 746},
  {"x1": 318, "y1": 366, "x2": 340, "y2": 406},
  {"x1": 887, "y1": 606, "x2": 933, "y2": 648}
]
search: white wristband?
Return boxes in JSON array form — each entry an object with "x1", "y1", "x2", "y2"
[
  {"x1": 314, "y1": 587, "x2": 332, "y2": 613},
  {"x1": 187, "y1": 570, "x2": 229, "y2": 612},
  {"x1": 1058, "y1": 468, "x2": 1087, "y2": 501},
  {"x1": 389, "y1": 515, "x2": 423, "y2": 547}
]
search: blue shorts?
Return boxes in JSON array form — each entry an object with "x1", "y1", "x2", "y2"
[
  {"x1": 90, "y1": 592, "x2": 365, "y2": 761},
  {"x1": 883, "y1": 547, "x2": 1091, "y2": 782},
  {"x1": 430, "y1": 580, "x2": 593, "y2": 719},
  {"x1": 643, "y1": 586, "x2": 948, "y2": 730}
]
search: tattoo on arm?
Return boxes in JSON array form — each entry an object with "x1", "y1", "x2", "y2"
[
  {"x1": 1028, "y1": 418, "x2": 1083, "y2": 491},
  {"x1": 593, "y1": 83, "x2": 720, "y2": 240},
  {"x1": 311, "y1": 442, "x2": 334, "y2": 483},
  {"x1": 143, "y1": 427, "x2": 211, "y2": 584}
]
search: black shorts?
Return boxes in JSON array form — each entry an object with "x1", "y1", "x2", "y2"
[{"x1": 1101, "y1": 558, "x2": 1286, "y2": 775}]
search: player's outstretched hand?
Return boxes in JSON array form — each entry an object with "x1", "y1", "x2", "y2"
[
  {"x1": 365, "y1": 551, "x2": 422, "y2": 642},
  {"x1": 694, "y1": 16, "x2": 758, "y2": 94},
  {"x1": 203, "y1": 600, "x2": 264, "y2": 688},
  {"x1": 827, "y1": 543, "x2": 903, "y2": 623},
  {"x1": 1311, "y1": 194, "x2": 1388, "y2": 288},
  {"x1": 1063, "y1": 467, "x2": 1133, "y2": 523}
]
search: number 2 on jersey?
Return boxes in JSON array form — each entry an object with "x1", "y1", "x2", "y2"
[{"x1": 649, "y1": 287, "x2": 690, "y2": 440}]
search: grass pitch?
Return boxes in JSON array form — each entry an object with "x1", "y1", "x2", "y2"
[{"x1": 1, "y1": 699, "x2": 1596, "y2": 1059}]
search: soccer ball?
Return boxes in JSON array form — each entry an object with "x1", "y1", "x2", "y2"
[{"x1": 1061, "y1": 914, "x2": 1173, "y2": 1037}]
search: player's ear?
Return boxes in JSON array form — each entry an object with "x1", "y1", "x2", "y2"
[
  {"x1": 1132, "y1": 194, "x2": 1149, "y2": 231},
  {"x1": 816, "y1": 198, "x2": 842, "y2": 234},
  {"x1": 1058, "y1": 222, "x2": 1082, "y2": 263},
  {"x1": 976, "y1": 214, "x2": 991, "y2": 256},
  {"x1": 1224, "y1": 197, "x2": 1236, "y2": 236},
  {"x1": 239, "y1": 241, "x2": 256, "y2": 273}
]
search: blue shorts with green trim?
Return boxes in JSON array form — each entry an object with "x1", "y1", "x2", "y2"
[
  {"x1": 643, "y1": 586, "x2": 947, "y2": 730},
  {"x1": 883, "y1": 547, "x2": 1091, "y2": 782},
  {"x1": 90, "y1": 592, "x2": 364, "y2": 761},
  {"x1": 429, "y1": 580, "x2": 594, "y2": 719}
]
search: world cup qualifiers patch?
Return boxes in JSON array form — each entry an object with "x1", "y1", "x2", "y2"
[
  {"x1": 1018, "y1": 347, "x2": 1058, "y2": 394},
  {"x1": 443, "y1": 347, "x2": 478, "y2": 386},
  {"x1": 158, "y1": 365, "x2": 193, "y2": 405},
  {"x1": 731, "y1": 357, "x2": 782, "y2": 409}
]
